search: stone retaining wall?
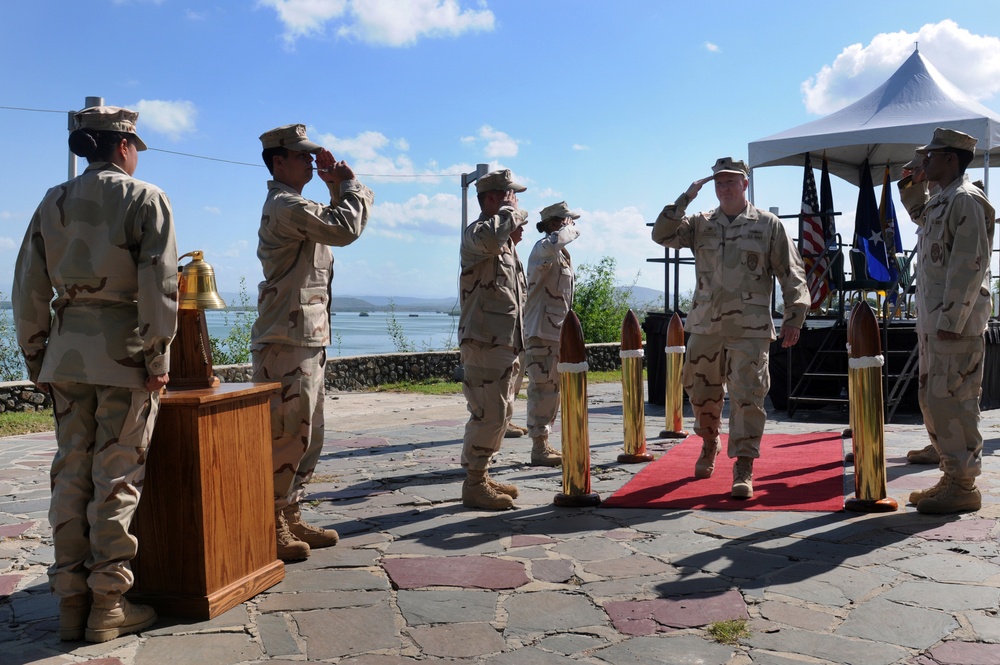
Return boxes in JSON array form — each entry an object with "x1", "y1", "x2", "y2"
[
  {"x1": 0, "y1": 383, "x2": 52, "y2": 413},
  {"x1": 1, "y1": 343, "x2": 639, "y2": 412}
]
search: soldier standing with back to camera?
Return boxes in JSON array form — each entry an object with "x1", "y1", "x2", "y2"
[
  {"x1": 652, "y1": 157, "x2": 808, "y2": 499},
  {"x1": 252, "y1": 124, "x2": 373, "y2": 560},
  {"x1": 459, "y1": 169, "x2": 529, "y2": 510},
  {"x1": 898, "y1": 128, "x2": 995, "y2": 514},
  {"x1": 14, "y1": 105, "x2": 177, "y2": 642}
]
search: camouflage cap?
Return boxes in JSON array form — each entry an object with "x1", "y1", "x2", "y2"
[
  {"x1": 539, "y1": 201, "x2": 580, "y2": 222},
  {"x1": 919, "y1": 127, "x2": 977, "y2": 154},
  {"x1": 73, "y1": 106, "x2": 147, "y2": 151},
  {"x1": 475, "y1": 169, "x2": 527, "y2": 194},
  {"x1": 903, "y1": 152, "x2": 923, "y2": 169},
  {"x1": 711, "y1": 157, "x2": 749, "y2": 178},
  {"x1": 259, "y1": 124, "x2": 322, "y2": 152}
]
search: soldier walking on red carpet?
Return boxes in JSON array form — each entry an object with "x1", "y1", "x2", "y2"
[{"x1": 652, "y1": 157, "x2": 809, "y2": 499}]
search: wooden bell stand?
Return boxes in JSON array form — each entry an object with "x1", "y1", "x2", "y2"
[{"x1": 129, "y1": 253, "x2": 284, "y2": 619}]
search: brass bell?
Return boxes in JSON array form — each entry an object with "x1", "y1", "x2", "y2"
[{"x1": 178, "y1": 251, "x2": 227, "y2": 310}]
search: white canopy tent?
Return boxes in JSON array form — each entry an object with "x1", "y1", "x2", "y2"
[{"x1": 747, "y1": 48, "x2": 1000, "y2": 192}]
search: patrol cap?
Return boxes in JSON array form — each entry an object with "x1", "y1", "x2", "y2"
[
  {"x1": 475, "y1": 169, "x2": 527, "y2": 194},
  {"x1": 902, "y1": 152, "x2": 923, "y2": 170},
  {"x1": 711, "y1": 157, "x2": 749, "y2": 178},
  {"x1": 73, "y1": 106, "x2": 147, "y2": 151},
  {"x1": 259, "y1": 124, "x2": 322, "y2": 153},
  {"x1": 539, "y1": 201, "x2": 581, "y2": 222},
  {"x1": 918, "y1": 127, "x2": 977, "y2": 154}
]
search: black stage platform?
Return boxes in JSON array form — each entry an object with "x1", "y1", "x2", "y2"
[{"x1": 643, "y1": 313, "x2": 1000, "y2": 414}]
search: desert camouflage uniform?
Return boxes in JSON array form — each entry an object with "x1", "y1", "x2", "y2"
[
  {"x1": 899, "y1": 173, "x2": 995, "y2": 481},
  {"x1": 524, "y1": 225, "x2": 580, "y2": 439},
  {"x1": 652, "y1": 194, "x2": 808, "y2": 458},
  {"x1": 251, "y1": 178, "x2": 373, "y2": 511},
  {"x1": 13, "y1": 161, "x2": 178, "y2": 598},
  {"x1": 459, "y1": 207, "x2": 528, "y2": 470}
]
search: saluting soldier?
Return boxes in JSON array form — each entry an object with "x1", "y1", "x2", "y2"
[
  {"x1": 898, "y1": 128, "x2": 995, "y2": 514},
  {"x1": 13, "y1": 106, "x2": 177, "y2": 642},
  {"x1": 459, "y1": 169, "x2": 529, "y2": 510},
  {"x1": 252, "y1": 124, "x2": 373, "y2": 560},
  {"x1": 524, "y1": 201, "x2": 581, "y2": 467},
  {"x1": 652, "y1": 157, "x2": 808, "y2": 499}
]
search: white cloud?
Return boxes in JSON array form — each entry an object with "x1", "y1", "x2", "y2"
[
  {"x1": 342, "y1": 0, "x2": 494, "y2": 46},
  {"x1": 260, "y1": 0, "x2": 494, "y2": 47},
  {"x1": 572, "y1": 144, "x2": 589, "y2": 151},
  {"x1": 566, "y1": 206, "x2": 655, "y2": 286},
  {"x1": 220, "y1": 239, "x2": 249, "y2": 259},
  {"x1": 203, "y1": 206, "x2": 222, "y2": 215},
  {"x1": 313, "y1": 129, "x2": 473, "y2": 182},
  {"x1": 463, "y1": 125, "x2": 522, "y2": 159},
  {"x1": 0, "y1": 237, "x2": 16, "y2": 251},
  {"x1": 803, "y1": 20, "x2": 1000, "y2": 115},
  {"x1": 132, "y1": 100, "x2": 198, "y2": 141},
  {"x1": 257, "y1": 0, "x2": 348, "y2": 44},
  {"x1": 704, "y1": 41, "x2": 719, "y2": 53},
  {"x1": 371, "y1": 192, "x2": 461, "y2": 240}
]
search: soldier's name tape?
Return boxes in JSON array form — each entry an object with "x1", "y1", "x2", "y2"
[
  {"x1": 665, "y1": 346, "x2": 686, "y2": 353},
  {"x1": 557, "y1": 361, "x2": 590, "y2": 374},
  {"x1": 848, "y1": 355, "x2": 885, "y2": 369},
  {"x1": 619, "y1": 349, "x2": 645, "y2": 359}
]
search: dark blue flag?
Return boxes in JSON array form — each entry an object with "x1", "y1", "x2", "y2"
[{"x1": 853, "y1": 159, "x2": 894, "y2": 282}]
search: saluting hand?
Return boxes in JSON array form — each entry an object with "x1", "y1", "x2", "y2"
[
  {"x1": 315, "y1": 148, "x2": 356, "y2": 188},
  {"x1": 685, "y1": 176, "x2": 714, "y2": 201}
]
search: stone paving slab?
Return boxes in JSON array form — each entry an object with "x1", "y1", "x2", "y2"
[{"x1": 3, "y1": 383, "x2": 1000, "y2": 664}]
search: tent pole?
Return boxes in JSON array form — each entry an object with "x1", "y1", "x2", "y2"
[
  {"x1": 985, "y1": 152, "x2": 990, "y2": 198},
  {"x1": 748, "y1": 169, "x2": 755, "y2": 206}
]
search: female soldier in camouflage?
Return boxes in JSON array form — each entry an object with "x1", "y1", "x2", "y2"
[{"x1": 13, "y1": 106, "x2": 178, "y2": 642}]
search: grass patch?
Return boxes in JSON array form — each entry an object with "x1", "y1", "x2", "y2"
[
  {"x1": 0, "y1": 409, "x2": 54, "y2": 437},
  {"x1": 373, "y1": 377, "x2": 463, "y2": 395},
  {"x1": 706, "y1": 619, "x2": 751, "y2": 645},
  {"x1": 375, "y1": 368, "x2": 642, "y2": 396}
]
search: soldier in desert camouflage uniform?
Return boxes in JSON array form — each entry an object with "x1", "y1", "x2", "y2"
[
  {"x1": 524, "y1": 201, "x2": 582, "y2": 467},
  {"x1": 459, "y1": 169, "x2": 529, "y2": 510},
  {"x1": 251, "y1": 124, "x2": 373, "y2": 560},
  {"x1": 652, "y1": 157, "x2": 808, "y2": 499},
  {"x1": 897, "y1": 128, "x2": 995, "y2": 515},
  {"x1": 13, "y1": 106, "x2": 177, "y2": 642}
]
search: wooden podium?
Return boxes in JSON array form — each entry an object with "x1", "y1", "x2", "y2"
[{"x1": 130, "y1": 382, "x2": 284, "y2": 619}]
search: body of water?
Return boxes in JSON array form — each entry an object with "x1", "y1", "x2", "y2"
[{"x1": 205, "y1": 310, "x2": 459, "y2": 358}]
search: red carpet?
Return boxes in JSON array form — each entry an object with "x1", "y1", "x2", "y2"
[{"x1": 602, "y1": 432, "x2": 845, "y2": 511}]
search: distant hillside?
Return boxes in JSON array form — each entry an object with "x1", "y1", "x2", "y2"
[
  {"x1": 4, "y1": 288, "x2": 661, "y2": 315},
  {"x1": 625, "y1": 286, "x2": 664, "y2": 310}
]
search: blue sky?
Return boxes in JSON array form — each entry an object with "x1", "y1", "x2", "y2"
[{"x1": 3, "y1": 1, "x2": 1000, "y2": 300}]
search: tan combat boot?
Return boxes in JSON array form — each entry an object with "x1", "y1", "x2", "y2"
[
  {"x1": 58, "y1": 593, "x2": 90, "y2": 641},
  {"x1": 284, "y1": 502, "x2": 339, "y2": 548},
  {"x1": 917, "y1": 477, "x2": 981, "y2": 514},
  {"x1": 906, "y1": 443, "x2": 940, "y2": 465},
  {"x1": 85, "y1": 593, "x2": 156, "y2": 643},
  {"x1": 530, "y1": 436, "x2": 562, "y2": 467},
  {"x1": 275, "y1": 508, "x2": 310, "y2": 561},
  {"x1": 731, "y1": 457, "x2": 754, "y2": 499},
  {"x1": 463, "y1": 470, "x2": 515, "y2": 510},
  {"x1": 485, "y1": 472, "x2": 519, "y2": 499},
  {"x1": 504, "y1": 422, "x2": 527, "y2": 438},
  {"x1": 908, "y1": 474, "x2": 952, "y2": 505},
  {"x1": 694, "y1": 438, "x2": 722, "y2": 479}
]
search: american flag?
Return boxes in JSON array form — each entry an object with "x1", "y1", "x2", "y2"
[{"x1": 800, "y1": 154, "x2": 828, "y2": 308}]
